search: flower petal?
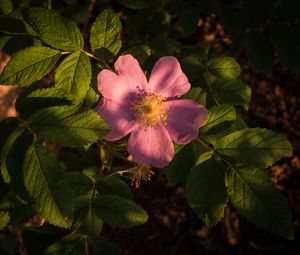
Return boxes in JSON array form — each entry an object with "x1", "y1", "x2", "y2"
[
  {"x1": 128, "y1": 124, "x2": 174, "y2": 168},
  {"x1": 97, "y1": 54, "x2": 148, "y2": 104},
  {"x1": 95, "y1": 98, "x2": 138, "y2": 141},
  {"x1": 148, "y1": 56, "x2": 191, "y2": 98},
  {"x1": 166, "y1": 99, "x2": 208, "y2": 144}
]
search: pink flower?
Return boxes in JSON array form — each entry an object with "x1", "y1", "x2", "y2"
[{"x1": 95, "y1": 55, "x2": 208, "y2": 168}]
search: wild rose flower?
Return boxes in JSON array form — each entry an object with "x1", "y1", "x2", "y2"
[{"x1": 95, "y1": 55, "x2": 208, "y2": 168}]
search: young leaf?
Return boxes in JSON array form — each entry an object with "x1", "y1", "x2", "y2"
[
  {"x1": 23, "y1": 143, "x2": 75, "y2": 228},
  {"x1": 27, "y1": 105, "x2": 109, "y2": 147},
  {"x1": 200, "y1": 104, "x2": 236, "y2": 134},
  {"x1": 29, "y1": 8, "x2": 83, "y2": 51},
  {"x1": 212, "y1": 78, "x2": 251, "y2": 108},
  {"x1": 42, "y1": 234, "x2": 87, "y2": 255},
  {"x1": 90, "y1": 9, "x2": 122, "y2": 59},
  {"x1": 93, "y1": 195, "x2": 148, "y2": 228},
  {"x1": 226, "y1": 166, "x2": 293, "y2": 239},
  {"x1": 186, "y1": 158, "x2": 227, "y2": 226},
  {"x1": 216, "y1": 128, "x2": 292, "y2": 168},
  {"x1": 97, "y1": 176, "x2": 133, "y2": 199},
  {"x1": 0, "y1": 46, "x2": 61, "y2": 86},
  {"x1": 55, "y1": 51, "x2": 91, "y2": 98},
  {"x1": 164, "y1": 142, "x2": 195, "y2": 185},
  {"x1": 244, "y1": 31, "x2": 274, "y2": 73},
  {"x1": 208, "y1": 57, "x2": 241, "y2": 78}
]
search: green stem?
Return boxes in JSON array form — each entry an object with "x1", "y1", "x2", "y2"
[{"x1": 81, "y1": 50, "x2": 113, "y2": 71}]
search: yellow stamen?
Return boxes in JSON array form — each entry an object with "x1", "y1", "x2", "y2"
[
  {"x1": 131, "y1": 92, "x2": 169, "y2": 127},
  {"x1": 128, "y1": 165, "x2": 155, "y2": 188}
]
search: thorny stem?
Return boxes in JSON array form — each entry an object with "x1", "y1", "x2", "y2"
[{"x1": 81, "y1": 50, "x2": 113, "y2": 71}]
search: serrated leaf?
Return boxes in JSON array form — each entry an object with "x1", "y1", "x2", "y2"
[
  {"x1": 55, "y1": 51, "x2": 91, "y2": 98},
  {"x1": 186, "y1": 158, "x2": 227, "y2": 226},
  {"x1": 90, "y1": 9, "x2": 122, "y2": 59},
  {"x1": 208, "y1": 57, "x2": 240, "y2": 78},
  {"x1": 28, "y1": 105, "x2": 109, "y2": 147},
  {"x1": 42, "y1": 234, "x2": 87, "y2": 255},
  {"x1": 23, "y1": 143, "x2": 75, "y2": 228},
  {"x1": 0, "y1": 16, "x2": 27, "y2": 33},
  {"x1": 0, "y1": 117, "x2": 18, "y2": 152},
  {"x1": 200, "y1": 104, "x2": 236, "y2": 134},
  {"x1": 97, "y1": 176, "x2": 133, "y2": 199},
  {"x1": 84, "y1": 87, "x2": 100, "y2": 109},
  {"x1": 0, "y1": 46, "x2": 60, "y2": 86},
  {"x1": 226, "y1": 166, "x2": 293, "y2": 239},
  {"x1": 93, "y1": 195, "x2": 148, "y2": 228},
  {"x1": 0, "y1": 212, "x2": 10, "y2": 229},
  {"x1": 244, "y1": 31, "x2": 274, "y2": 73},
  {"x1": 29, "y1": 8, "x2": 83, "y2": 51},
  {"x1": 216, "y1": 128, "x2": 292, "y2": 168},
  {"x1": 0, "y1": 128, "x2": 32, "y2": 197},
  {"x1": 65, "y1": 172, "x2": 93, "y2": 196},
  {"x1": 165, "y1": 142, "x2": 195, "y2": 185},
  {"x1": 90, "y1": 238, "x2": 122, "y2": 255},
  {"x1": 16, "y1": 87, "x2": 74, "y2": 117},
  {"x1": 182, "y1": 87, "x2": 206, "y2": 105},
  {"x1": 212, "y1": 78, "x2": 251, "y2": 108}
]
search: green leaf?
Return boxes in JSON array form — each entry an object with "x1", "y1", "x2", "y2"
[
  {"x1": 165, "y1": 142, "x2": 195, "y2": 185},
  {"x1": 244, "y1": 31, "x2": 274, "y2": 73},
  {"x1": 29, "y1": 8, "x2": 83, "y2": 51},
  {"x1": 200, "y1": 104, "x2": 236, "y2": 134},
  {"x1": 0, "y1": 212, "x2": 10, "y2": 229},
  {"x1": 16, "y1": 87, "x2": 74, "y2": 117},
  {"x1": 186, "y1": 158, "x2": 227, "y2": 226},
  {"x1": 0, "y1": 117, "x2": 18, "y2": 152},
  {"x1": 0, "y1": 128, "x2": 32, "y2": 197},
  {"x1": 28, "y1": 105, "x2": 109, "y2": 147},
  {"x1": 208, "y1": 57, "x2": 240, "y2": 78},
  {"x1": 212, "y1": 78, "x2": 251, "y2": 108},
  {"x1": 226, "y1": 166, "x2": 293, "y2": 239},
  {"x1": 0, "y1": 46, "x2": 61, "y2": 86},
  {"x1": 115, "y1": 0, "x2": 161, "y2": 9},
  {"x1": 65, "y1": 172, "x2": 93, "y2": 196},
  {"x1": 84, "y1": 87, "x2": 100, "y2": 109},
  {"x1": 182, "y1": 87, "x2": 206, "y2": 105},
  {"x1": 55, "y1": 51, "x2": 91, "y2": 98},
  {"x1": 216, "y1": 128, "x2": 292, "y2": 168},
  {"x1": 90, "y1": 239, "x2": 122, "y2": 255},
  {"x1": 42, "y1": 234, "x2": 87, "y2": 255},
  {"x1": 93, "y1": 195, "x2": 148, "y2": 228},
  {"x1": 90, "y1": 9, "x2": 122, "y2": 59},
  {"x1": 0, "y1": 16, "x2": 27, "y2": 33},
  {"x1": 23, "y1": 143, "x2": 75, "y2": 228},
  {"x1": 97, "y1": 176, "x2": 133, "y2": 199}
]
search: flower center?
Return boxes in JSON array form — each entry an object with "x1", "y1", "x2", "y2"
[{"x1": 131, "y1": 92, "x2": 168, "y2": 127}]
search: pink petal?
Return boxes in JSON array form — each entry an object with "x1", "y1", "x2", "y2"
[
  {"x1": 95, "y1": 98, "x2": 138, "y2": 141},
  {"x1": 166, "y1": 99, "x2": 208, "y2": 144},
  {"x1": 148, "y1": 56, "x2": 191, "y2": 98},
  {"x1": 97, "y1": 55, "x2": 148, "y2": 104},
  {"x1": 128, "y1": 124, "x2": 174, "y2": 168}
]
